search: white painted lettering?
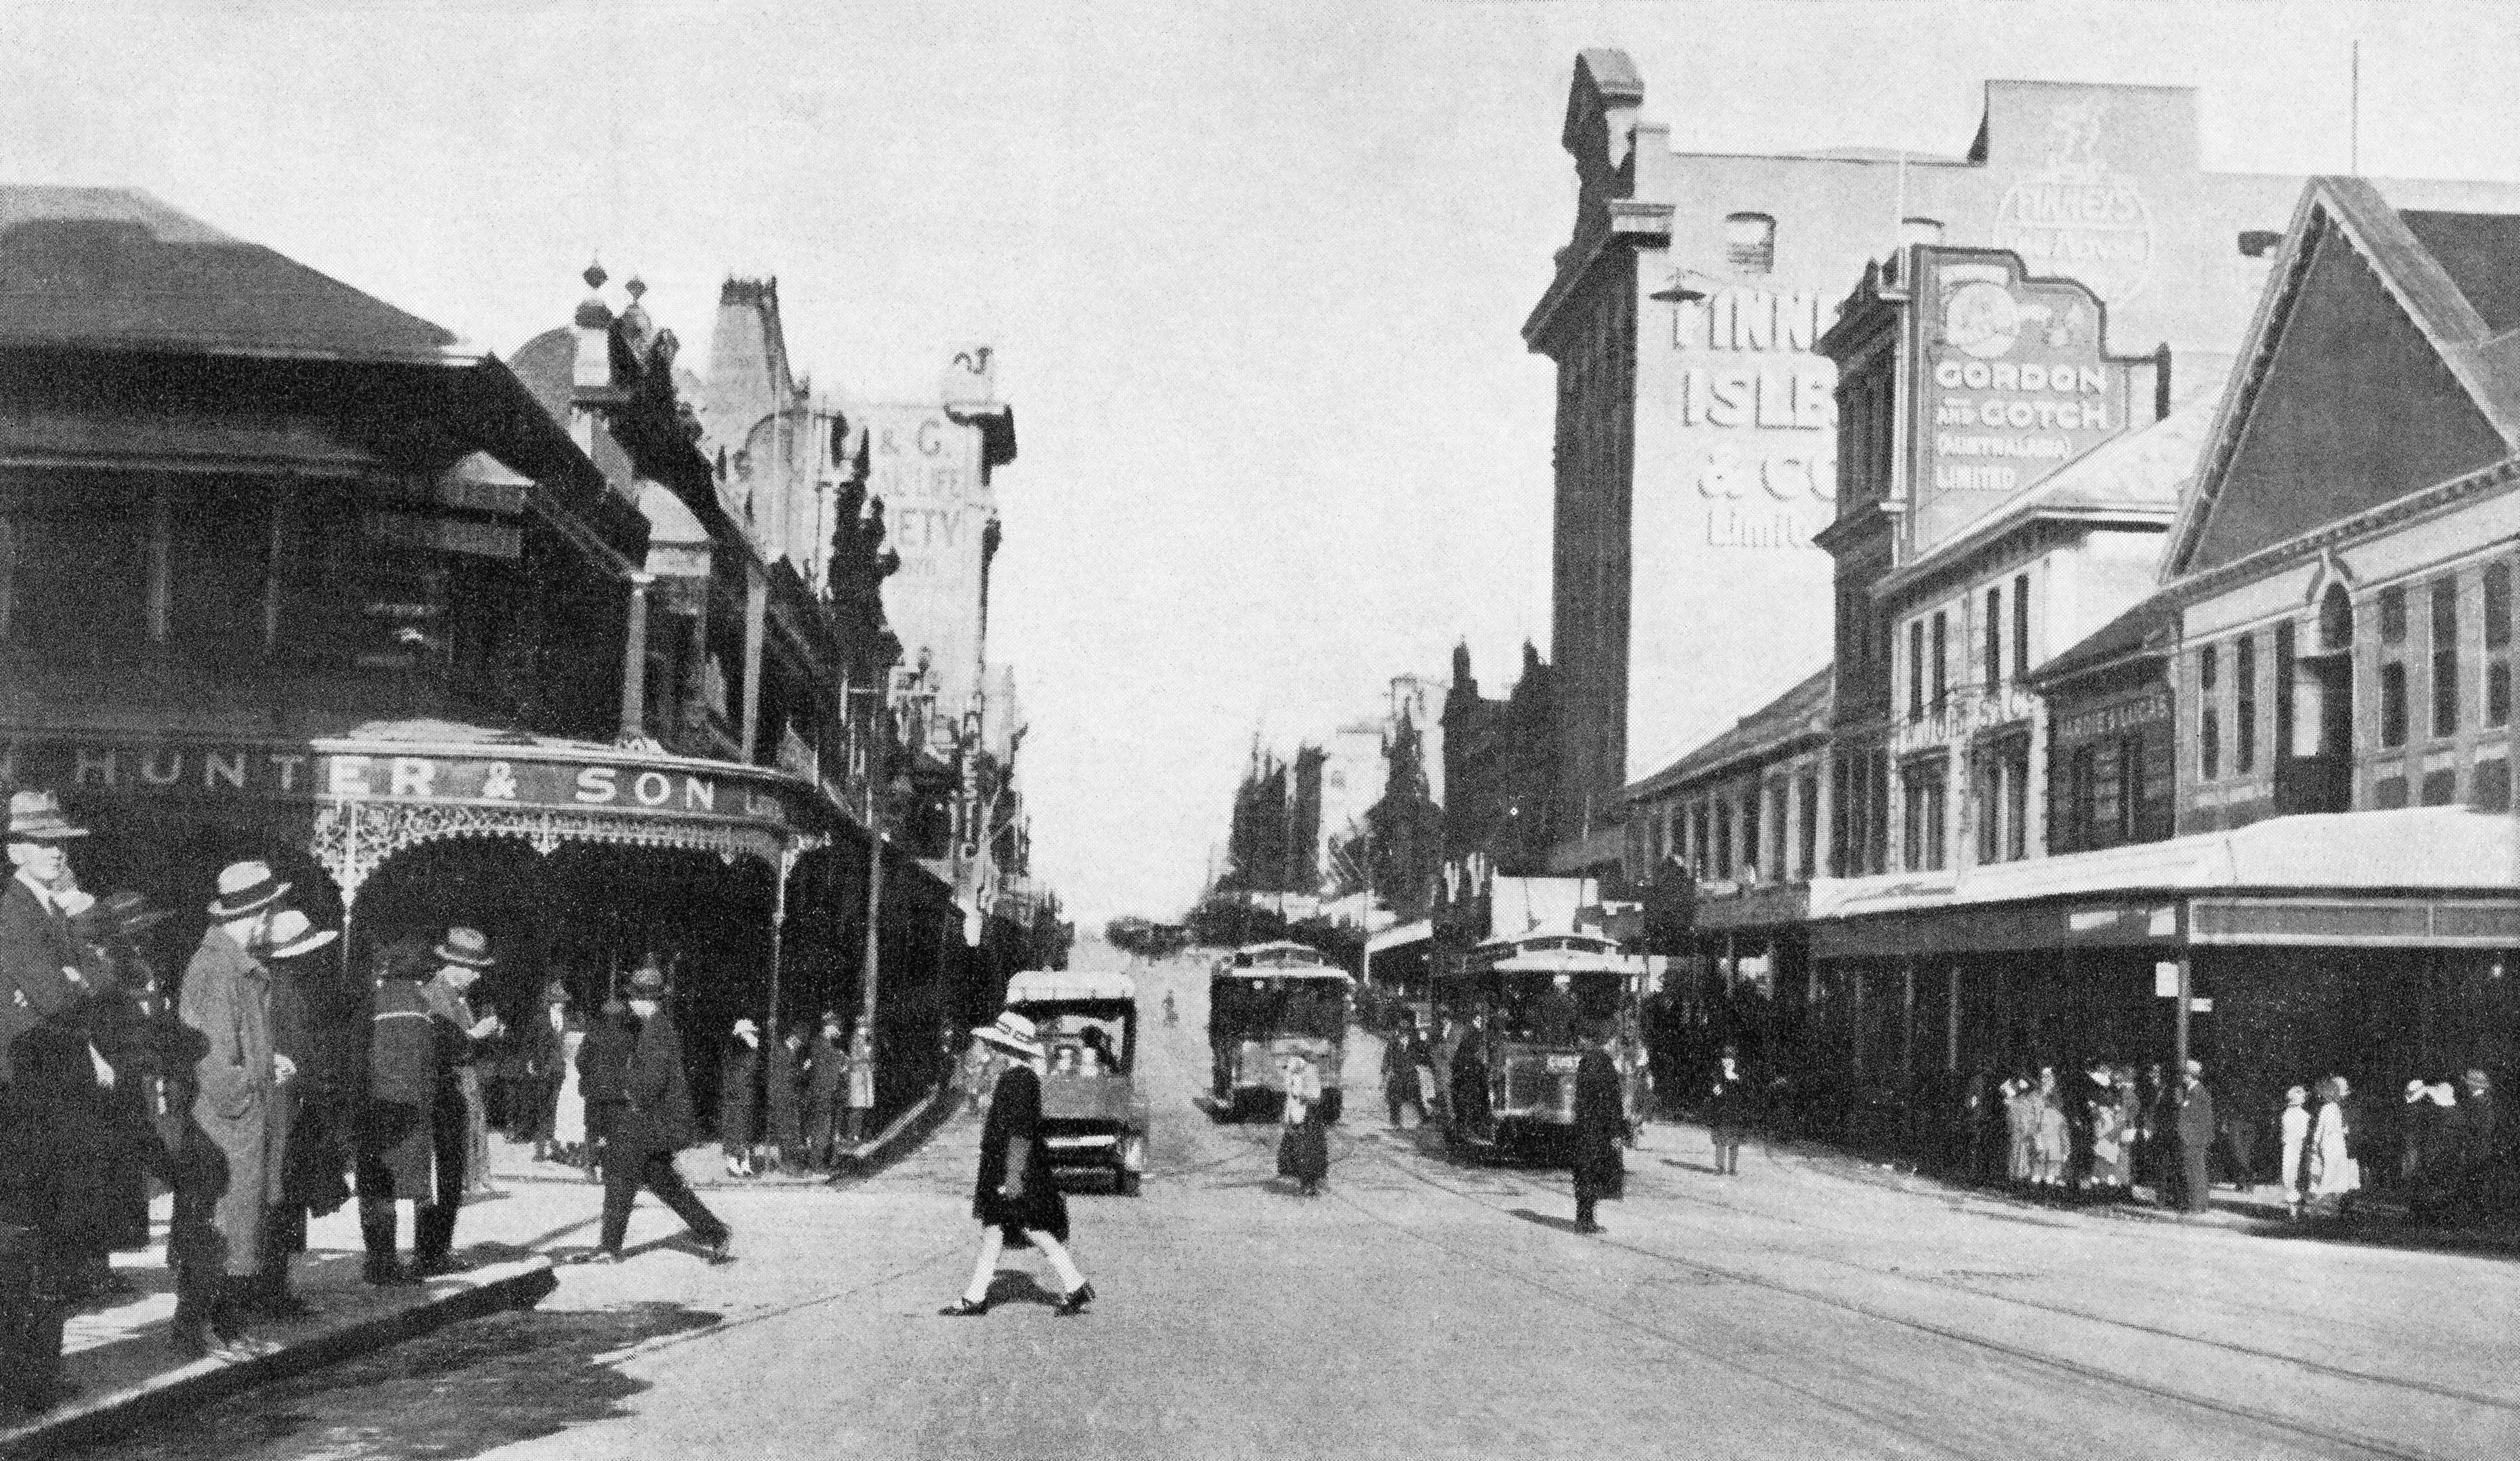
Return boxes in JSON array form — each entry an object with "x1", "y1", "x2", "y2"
[
  {"x1": 634, "y1": 770, "x2": 672, "y2": 807},
  {"x1": 205, "y1": 752, "x2": 246, "y2": 790},
  {"x1": 269, "y1": 755, "x2": 306, "y2": 793},
  {"x1": 389, "y1": 758, "x2": 436, "y2": 798},
  {"x1": 139, "y1": 750, "x2": 182, "y2": 786},
  {"x1": 683, "y1": 777, "x2": 715, "y2": 812},
  {"x1": 329, "y1": 757, "x2": 371, "y2": 798},
  {"x1": 575, "y1": 767, "x2": 618, "y2": 804},
  {"x1": 74, "y1": 748, "x2": 115, "y2": 787}
]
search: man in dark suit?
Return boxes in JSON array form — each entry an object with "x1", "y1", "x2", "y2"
[
  {"x1": 576, "y1": 959, "x2": 731, "y2": 1265},
  {"x1": 2175, "y1": 1059, "x2": 2217, "y2": 1214}
]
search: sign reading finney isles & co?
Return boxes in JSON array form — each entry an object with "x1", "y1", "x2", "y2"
[{"x1": 0, "y1": 739, "x2": 801, "y2": 828}]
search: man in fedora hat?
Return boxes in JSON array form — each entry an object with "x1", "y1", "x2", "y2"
[
  {"x1": 939, "y1": 1011, "x2": 1095, "y2": 1317},
  {"x1": 577, "y1": 958, "x2": 731, "y2": 1265},
  {"x1": 172, "y1": 859, "x2": 295, "y2": 1359},
  {"x1": 521, "y1": 980, "x2": 577, "y2": 1164},
  {"x1": 1, "y1": 789, "x2": 109, "y2": 1409},
  {"x1": 414, "y1": 928, "x2": 505, "y2": 1273}
]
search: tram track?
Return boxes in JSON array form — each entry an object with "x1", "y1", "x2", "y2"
[{"x1": 1285, "y1": 1114, "x2": 2498, "y2": 1461}]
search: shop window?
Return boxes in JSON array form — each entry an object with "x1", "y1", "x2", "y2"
[
  {"x1": 2198, "y1": 646, "x2": 2221, "y2": 780},
  {"x1": 2432, "y1": 578, "x2": 2460, "y2": 738},
  {"x1": 2421, "y1": 768, "x2": 2458, "y2": 806},
  {"x1": 1725, "y1": 213, "x2": 1777, "y2": 275},
  {"x1": 2235, "y1": 634, "x2": 2257, "y2": 775},
  {"x1": 2380, "y1": 662, "x2": 2408, "y2": 748},
  {"x1": 2476, "y1": 758, "x2": 2512, "y2": 811},
  {"x1": 2380, "y1": 584, "x2": 2407, "y2": 644}
]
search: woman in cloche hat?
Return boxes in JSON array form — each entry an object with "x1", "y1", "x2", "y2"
[{"x1": 939, "y1": 1011, "x2": 1097, "y2": 1317}]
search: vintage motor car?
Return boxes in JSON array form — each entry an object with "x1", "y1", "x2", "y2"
[{"x1": 1003, "y1": 967, "x2": 1151, "y2": 1195}]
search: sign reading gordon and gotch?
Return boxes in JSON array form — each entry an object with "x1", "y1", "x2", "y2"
[
  {"x1": 1910, "y1": 248, "x2": 2136, "y2": 555},
  {"x1": 0, "y1": 739, "x2": 809, "y2": 829}
]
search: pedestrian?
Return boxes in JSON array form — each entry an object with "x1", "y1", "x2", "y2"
[
  {"x1": 939, "y1": 1012, "x2": 1094, "y2": 1316},
  {"x1": 957, "y1": 1027, "x2": 991, "y2": 1118},
  {"x1": 719, "y1": 1018, "x2": 761, "y2": 1178},
  {"x1": 765, "y1": 1026, "x2": 807, "y2": 1173},
  {"x1": 2031, "y1": 1066, "x2": 2072, "y2": 1191},
  {"x1": 1277, "y1": 1051, "x2": 1331, "y2": 1196},
  {"x1": 575, "y1": 997, "x2": 631, "y2": 1184},
  {"x1": 522, "y1": 981, "x2": 575, "y2": 1163},
  {"x1": 66, "y1": 891, "x2": 177, "y2": 1299},
  {"x1": 174, "y1": 860, "x2": 295, "y2": 1357},
  {"x1": 1572, "y1": 1024, "x2": 1625, "y2": 1232},
  {"x1": 551, "y1": 998, "x2": 591, "y2": 1170},
  {"x1": 2002, "y1": 1073, "x2": 2038, "y2": 1187},
  {"x1": 845, "y1": 1020, "x2": 876, "y2": 1143},
  {"x1": 574, "y1": 958, "x2": 733, "y2": 1266},
  {"x1": 1961, "y1": 1066, "x2": 2000, "y2": 1183},
  {"x1": 1707, "y1": 1043, "x2": 1751, "y2": 1176},
  {"x1": 2444, "y1": 1069, "x2": 2498, "y2": 1216},
  {"x1": 2085, "y1": 1064, "x2": 2133, "y2": 1196},
  {"x1": 355, "y1": 938, "x2": 440, "y2": 1288},
  {"x1": 2174, "y1": 1059, "x2": 2217, "y2": 1214},
  {"x1": 2278, "y1": 1085, "x2": 2311, "y2": 1218},
  {"x1": 254, "y1": 909, "x2": 346, "y2": 1322},
  {"x1": 1449, "y1": 1015, "x2": 1491, "y2": 1134},
  {"x1": 2070, "y1": 1061, "x2": 2113, "y2": 1194},
  {"x1": 416, "y1": 927, "x2": 503, "y2": 1270},
  {"x1": 803, "y1": 1011, "x2": 849, "y2": 1168},
  {"x1": 2138, "y1": 1061, "x2": 2173, "y2": 1193},
  {"x1": 1382, "y1": 1017, "x2": 1426, "y2": 1128},
  {"x1": 2401, "y1": 1076, "x2": 2454, "y2": 1187},
  {"x1": 2308, "y1": 1075, "x2": 2361, "y2": 1215}
]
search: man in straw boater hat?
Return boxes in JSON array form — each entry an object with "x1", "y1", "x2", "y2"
[
  {"x1": 938, "y1": 1011, "x2": 1096, "y2": 1317},
  {"x1": 1, "y1": 788, "x2": 111, "y2": 1408},
  {"x1": 171, "y1": 859, "x2": 296, "y2": 1360},
  {"x1": 574, "y1": 957, "x2": 733, "y2": 1266},
  {"x1": 414, "y1": 927, "x2": 506, "y2": 1273},
  {"x1": 251, "y1": 909, "x2": 346, "y2": 1322}
]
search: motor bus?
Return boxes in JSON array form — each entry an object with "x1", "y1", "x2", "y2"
[
  {"x1": 1003, "y1": 967, "x2": 1151, "y2": 1195},
  {"x1": 1207, "y1": 941, "x2": 1352, "y2": 1121},
  {"x1": 1433, "y1": 930, "x2": 1642, "y2": 1157}
]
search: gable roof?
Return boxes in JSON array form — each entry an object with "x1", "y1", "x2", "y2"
[
  {"x1": 1626, "y1": 666, "x2": 1832, "y2": 803},
  {"x1": 0, "y1": 186, "x2": 467, "y2": 364},
  {"x1": 2163, "y1": 178, "x2": 2520, "y2": 580},
  {"x1": 2027, "y1": 593, "x2": 2177, "y2": 688}
]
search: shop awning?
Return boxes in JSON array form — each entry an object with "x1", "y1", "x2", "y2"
[{"x1": 1365, "y1": 919, "x2": 1431, "y2": 956}]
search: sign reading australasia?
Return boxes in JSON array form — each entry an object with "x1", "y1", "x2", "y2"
[{"x1": 1910, "y1": 248, "x2": 2135, "y2": 555}]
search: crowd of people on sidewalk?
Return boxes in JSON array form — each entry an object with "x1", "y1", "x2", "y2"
[
  {"x1": 715, "y1": 1011, "x2": 877, "y2": 1177},
  {"x1": 0, "y1": 786, "x2": 743, "y2": 1421}
]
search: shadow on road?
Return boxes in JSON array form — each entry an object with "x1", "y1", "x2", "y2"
[
  {"x1": 50, "y1": 1303, "x2": 724, "y2": 1461},
  {"x1": 1507, "y1": 1207, "x2": 1587, "y2": 1234}
]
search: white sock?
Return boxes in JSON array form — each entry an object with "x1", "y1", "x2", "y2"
[{"x1": 961, "y1": 1228, "x2": 1005, "y2": 1303}]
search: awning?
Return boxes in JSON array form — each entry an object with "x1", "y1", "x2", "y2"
[
  {"x1": 0, "y1": 405, "x2": 379, "y2": 473},
  {"x1": 1365, "y1": 919, "x2": 1432, "y2": 956}
]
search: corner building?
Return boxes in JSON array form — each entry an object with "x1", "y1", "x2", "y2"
[{"x1": 1530, "y1": 47, "x2": 2520, "y2": 873}]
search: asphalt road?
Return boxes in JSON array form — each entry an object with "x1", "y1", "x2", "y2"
[{"x1": 68, "y1": 947, "x2": 2520, "y2": 1461}]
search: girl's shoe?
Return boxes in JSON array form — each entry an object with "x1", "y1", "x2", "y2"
[
  {"x1": 938, "y1": 1296, "x2": 989, "y2": 1316},
  {"x1": 1053, "y1": 1283, "x2": 1096, "y2": 1316}
]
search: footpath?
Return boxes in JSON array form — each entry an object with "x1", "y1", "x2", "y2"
[{"x1": 0, "y1": 1089, "x2": 954, "y2": 1456}]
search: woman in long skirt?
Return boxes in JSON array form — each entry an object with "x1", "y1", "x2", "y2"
[
  {"x1": 2031, "y1": 1066, "x2": 2072, "y2": 1190},
  {"x1": 2003, "y1": 1075, "x2": 2039, "y2": 1185},
  {"x1": 2308, "y1": 1076, "x2": 2361, "y2": 1215},
  {"x1": 551, "y1": 1024, "x2": 588, "y2": 1165},
  {"x1": 940, "y1": 1013, "x2": 1095, "y2": 1317},
  {"x1": 1277, "y1": 1053, "x2": 1330, "y2": 1196}
]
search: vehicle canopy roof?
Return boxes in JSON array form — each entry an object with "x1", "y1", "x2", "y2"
[
  {"x1": 1447, "y1": 931, "x2": 1633, "y2": 978},
  {"x1": 1004, "y1": 968, "x2": 1138, "y2": 1006},
  {"x1": 1215, "y1": 941, "x2": 1352, "y2": 983}
]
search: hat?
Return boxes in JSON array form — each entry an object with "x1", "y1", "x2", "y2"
[
  {"x1": 209, "y1": 861, "x2": 290, "y2": 920},
  {"x1": 2406, "y1": 1079, "x2": 2428, "y2": 1100},
  {"x1": 73, "y1": 890, "x2": 171, "y2": 942},
  {"x1": 6, "y1": 789, "x2": 88, "y2": 843},
  {"x1": 433, "y1": 926, "x2": 496, "y2": 969},
  {"x1": 732, "y1": 1017, "x2": 760, "y2": 1039},
  {"x1": 972, "y1": 1010, "x2": 1042, "y2": 1061},
  {"x1": 264, "y1": 909, "x2": 339, "y2": 961},
  {"x1": 624, "y1": 958, "x2": 668, "y2": 998},
  {"x1": 2466, "y1": 1069, "x2": 2492, "y2": 1089},
  {"x1": 542, "y1": 981, "x2": 572, "y2": 1005},
  {"x1": 2184, "y1": 1059, "x2": 2204, "y2": 1076}
]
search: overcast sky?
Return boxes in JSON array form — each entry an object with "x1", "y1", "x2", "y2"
[{"x1": 8, "y1": 1, "x2": 2519, "y2": 922}]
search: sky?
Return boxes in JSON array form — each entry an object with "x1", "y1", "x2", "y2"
[{"x1": 7, "y1": 0, "x2": 2520, "y2": 923}]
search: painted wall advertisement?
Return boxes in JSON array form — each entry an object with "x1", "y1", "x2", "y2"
[
  {"x1": 867, "y1": 402, "x2": 994, "y2": 724},
  {"x1": 1909, "y1": 249, "x2": 2133, "y2": 554},
  {"x1": 1662, "y1": 284, "x2": 1839, "y2": 554}
]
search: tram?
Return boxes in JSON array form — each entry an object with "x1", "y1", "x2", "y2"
[
  {"x1": 1207, "y1": 940, "x2": 1352, "y2": 1121},
  {"x1": 1433, "y1": 930, "x2": 1642, "y2": 1156}
]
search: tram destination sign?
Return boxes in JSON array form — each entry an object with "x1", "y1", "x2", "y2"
[{"x1": 0, "y1": 737, "x2": 808, "y2": 829}]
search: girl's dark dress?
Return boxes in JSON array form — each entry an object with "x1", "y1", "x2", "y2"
[{"x1": 973, "y1": 1062, "x2": 1069, "y2": 1243}]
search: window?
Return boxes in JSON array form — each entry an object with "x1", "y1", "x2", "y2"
[
  {"x1": 170, "y1": 479, "x2": 280, "y2": 664},
  {"x1": 2488, "y1": 563, "x2": 2512, "y2": 650},
  {"x1": 2005, "y1": 742, "x2": 2030, "y2": 861},
  {"x1": 1741, "y1": 789, "x2": 1763, "y2": 880},
  {"x1": 2198, "y1": 646, "x2": 2221, "y2": 780},
  {"x1": 2013, "y1": 574, "x2": 2031, "y2": 680},
  {"x1": 2065, "y1": 744, "x2": 2098, "y2": 850},
  {"x1": 1931, "y1": 612, "x2": 1948, "y2": 708},
  {"x1": 2116, "y1": 731, "x2": 2145, "y2": 841},
  {"x1": 1796, "y1": 771, "x2": 1820, "y2": 879},
  {"x1": 2380, "y1": 662, "x2": 2408, "y2": 748},
  {"x1": 2235, "y1": 634, "x2": 2257, "y2": 775},
  {"x1": 2275, "y1": 620, "x2": 2297, "y2": 755},
  {"x1": 1713, "y1": 799, "x2": 1733, "y2": 879},
  {"x1": 2, "y1": 478, "x2": 152, "y2": 667},
  {"x1": 1985, "y1": 586, "x2": 2003, "y2": 688},
  {"x1": 1975, "y1": 737, "x2": 2030, "y2": 864},
  {"x1": 1908, "y1": 620, "x2": 1925, "y2": 721},
  {"x1": 2432, "y1": 578, "x2": 2460, "y2": 738},
  {"x1": 1902, "y1": 761, "x2": 1947, "y2": 872},
  {"x1": 2379, "y1": 584, "x2": 2407, "y2": 644},
  {"x1": 1725, "y1": 213, "x2": 1777, "y2": 274},
  {"x1": 2478, "y1": 758, "x2": 2513, "y2": 811}
]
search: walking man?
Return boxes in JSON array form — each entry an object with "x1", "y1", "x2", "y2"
[
  {"x1": 939, "y1": 1012, "x2": 1094, "y2": 1316},
  {"x1": 577, "y1": 959, "x2": 731, "y2": 1265},
  {"x1": 844, "y1": 1020, "x2": 875, "y2": 1144},
  {"x1": 1707, "y1": 1044, "x2": 1751, "y2": 1176},
  {"x1": 523, "y1": 982, "x2": 574, "y2": 1163},
  {"x1": 1571, "y1": 1023, "x2": 1625, "y2": 1234},
  {"x1": 356, "y1": 939, "x2": 440, "y2": 1287},
  {"x1": 1381, "y1": 1017, "x2": 1426, "y2": 1128},
  {"x1": 175, "y1": 860, "x2": 294, "y2": 1357}
]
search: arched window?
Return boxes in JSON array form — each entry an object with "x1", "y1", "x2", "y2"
[
  {"x1": 2319, "y1": 583, "x2": 2354, "y2": 654},
  {"x1": 1725, "y1": 213, "x2": 1777, "y2": 275}
]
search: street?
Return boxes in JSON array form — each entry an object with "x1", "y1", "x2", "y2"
[{"x1": 59, "y1": 949, "x2": 2520, "y2": 1461}]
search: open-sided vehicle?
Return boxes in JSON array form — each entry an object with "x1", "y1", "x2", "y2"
[
  {"x1": 1003, "y1": 967, "x2": 1150, "y2": 1195},
  {"x1": 1208, "y1": 940, "x2": 1351, "y2": 1122},
  {"x1": 1435, "y1": 931, "x2": 1641, "y2": 1157}
]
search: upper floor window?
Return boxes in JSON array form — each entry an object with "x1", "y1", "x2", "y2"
[
  {"x1": 2235, "y1": 634, "x2": 2258, "y2": 775},
  {"x1": 1725, "y1": 213, "x2": 1777, "y2": 275},
  {"x1": 2198, "y1": 645, "x2": 2221, "y2": 780},
  {"x1": 1908, "y1": 620, "x2": 1926, "y2": 722},
  {"x1": 1985, "y1": 585, "x2": 2003, "y2": 689},
  {"x1": 2432, "y1": 578, "x2": 2460, "y2": 739},
  {"x1": 2013, "y1": 574, "x2": 2031, "y2": 680},
  {"x1": 1931, "y1": 612, "x2": 1948, "y2": 708},
  {"x1": 2380, "y1": 584, "x2": 2408, "y2": 645},
  {"x1": 2380, "y1": 662, "x2": 2409, "y2": 748}
]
